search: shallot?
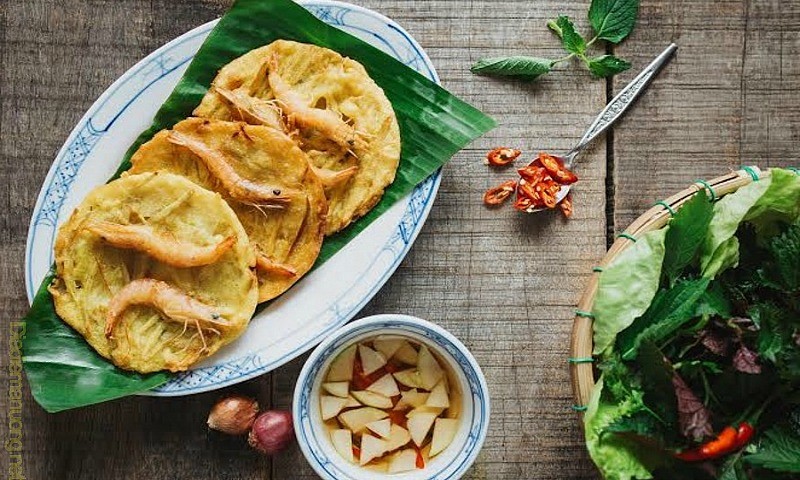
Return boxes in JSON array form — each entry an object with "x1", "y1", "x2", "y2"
[
  {"x1": 207, "y1": 395, "x2": 259, "y2": 436},
  {"x1": 248, "y1": 410, "x2": 294, "y2": 455}
]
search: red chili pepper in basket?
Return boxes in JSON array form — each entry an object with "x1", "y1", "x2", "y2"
[
  {"x1": 675, "y1": 422, "x2": 755, "y2": 462},
  {"x1": 734, "y1": 422, "x2": 755, "y2": 447}
]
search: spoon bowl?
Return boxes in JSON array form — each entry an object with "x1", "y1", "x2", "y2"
[{"x1": 519, "y1": 43, "x2": 677, "y2": 214}]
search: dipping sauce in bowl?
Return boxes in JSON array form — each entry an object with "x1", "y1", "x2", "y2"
[
  {"x1": 320, "y1": 335, "x2": 463, "y2": 472},
  {"x1": 293, "y1": 314, "x2": 489, "y2": 480}
]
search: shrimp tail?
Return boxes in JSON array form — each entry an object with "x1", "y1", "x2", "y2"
[
  {"x1": 310, "y1": 164, "x2": 358, "y2": 189},
  {"x1": 255, "y1": 253, "x2": 297, "y2": 278}
]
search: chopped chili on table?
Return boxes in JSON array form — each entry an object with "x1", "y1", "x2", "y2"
[
  {"x1": 482, "y1": 149, "x2": 578, "y2": 218},
  {"x1": 483, "y1": 180, "x2": 517, "y2": 206},
  {"x1": 485, "y1": 147, "x2": 521, "y2": 167}
]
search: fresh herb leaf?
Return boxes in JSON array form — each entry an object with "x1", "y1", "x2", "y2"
[
  {"x1": 718, "y1": 453, "x2": 749, "y2": 480},
  {"x1": 599, "y1": 353, "x2": 643, "y2": 400},
  {"x1": 554, "y1": 15, "x2": 586, "y2": 55},
  {"x1": 584, "y1": 377, "x2": 667, "y2": 480},
  {"x1": 672, "y1": 372, "x2": 713, "y2": 441},
  {"x1": 605, "y1": 410, "x2": 667, "y2": 442},
  {"x1": 473, "y1": 0, "x2": 640, "y2": 81},
  {"x1": 693, "y1": 280, "x2": 732, "y2": 318},
  {"x1": 749, "y1": 301, "x2": 800, "y2": 382},
  {"x1": 745, "y1": 426, "x2": 800, "y2": 473},
  {"x1": 588, "y1": 0, "x2": 641, "y2": 43},
  {"x1": 546, "y1": 19, "x2": 563, "y2": 38},
  {"x1": 702, "y1": 169, "x2": 800, "y2": 278},
  {"x1": 617, "y1": 277, "x2": 711, "y2": 360},
  {"x1": 732, "y1": 343, "x2": 762, "y2": 374},
  {"x1": 762, "y1": 222, "x2": 800, "y2": 292},
  {"x1": 587, "y1": 54, "x2": 632, "y2": 77},
  {"x1": 470, "y1": 56, "x2": 552, "y2": 80},
  {"x1": 637, "y1": 341, "x2": 678, "y2": 430},
  {"x1": 663, "y1": 194, "x2": 715, "y2": 286}
]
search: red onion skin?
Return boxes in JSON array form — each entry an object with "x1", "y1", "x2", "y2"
[{"x1": 248, "y1": 410, "x2": 295, "y2": 455}]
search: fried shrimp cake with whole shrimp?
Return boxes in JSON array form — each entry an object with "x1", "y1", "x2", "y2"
[
  {"x1": 127, "y1": 117, "x2": 327, "y2": 302},
  {"x1": 49, "y1": 172, "x2": 258, "y2": 373},
  {"x1": 194, "y1": 39, "x2": 401, "y2": 234}
]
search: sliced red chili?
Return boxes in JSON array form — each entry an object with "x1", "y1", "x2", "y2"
[
  {"x1": 415, "y1": 446, "x2": 425, "y2": 469},
  {"x1": 517, "y1": 164, "x2": 548, "y2": 184},
  {"x1": 538, "y1": 152, "x2": 578, "y2": 184},
  {"x1": 559, "y1": 193, "x2": 573, "y2": 218},
  {"x1": 513, "y1": 194, "x2": 534, "y2": 212},
  {"x1": 486, "y1": 147, "x2": 521, "y2": 167},
  {"x1": 483, "y1": 180, "x2": 517, "y2": 206},
  {"x1": 538, "y1": 181, "x2": 559, "y2": 209},
  {"x1": 517, "y1": 180, "x2": 540, "y2": 204}
]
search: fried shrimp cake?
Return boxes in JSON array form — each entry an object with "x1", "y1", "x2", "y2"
[
  {"x1": 49, "y1": 172, "x2": 258, "y2": 373},
  {"x1": 128, "y1": 117, "x2": 327, "y2": 302},
  {"x1": 194, "y1": 39, "x2": 401, "y2": 234}
]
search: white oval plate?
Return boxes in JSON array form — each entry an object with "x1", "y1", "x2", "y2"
[{"x1": 25, "y1": 0, "x2": 441, "y2": 396}]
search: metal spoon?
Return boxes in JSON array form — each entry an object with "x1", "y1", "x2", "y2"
[{"x1": 520, "y1": 43, "x2": 678, "y2": 213}]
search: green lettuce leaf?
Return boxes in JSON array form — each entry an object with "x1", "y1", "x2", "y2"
[
  {"x1": 593, "y1": 228, "x2": 668, "y2": 354},
  {"x1": 22, "y1": 0, "x2": 495, "y2": 413},
  {"x1": 701, "y1": 169, "x2": 800, "y2": 278}
]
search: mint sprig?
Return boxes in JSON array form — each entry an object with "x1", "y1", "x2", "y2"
[
  {"x1": 471, "y1": 0, "x2": 639, "y2": 81},
  {"x1": 470, "y1": 56, "x2": 553, "y2": 80}
]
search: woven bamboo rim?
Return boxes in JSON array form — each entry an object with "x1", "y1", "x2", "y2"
[{"x1": 569, "y1": 166, "x2": 768, "y2": 413}]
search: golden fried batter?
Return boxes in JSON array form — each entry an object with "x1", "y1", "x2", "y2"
[
  {"x1": 50, "y1": 173, "x2": 258, "y2": 373},
  {"x1": 194, "y1": 40, "x2": 400, "y2": 234},
  {"x1": 128, "y1": 118, "x2": 327, "y2": 302}
]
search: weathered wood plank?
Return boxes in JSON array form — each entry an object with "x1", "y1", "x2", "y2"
[
  {"x1": 2, "y1": 0, "x2": 609, "y2": 479},
  {"x1": 2, "y1": 1, "x2": 274, "y2": 479},
  {"x1": 272, "y1": 0, "x2": 606, "y2": 478},
  {"x1": 611, "y1": 0, "x2": 800, "y2": 233}
]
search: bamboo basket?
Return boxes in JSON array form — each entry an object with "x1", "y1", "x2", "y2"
[{"x1": 569, "y1": 166, "x2": 768, "y2": 412}]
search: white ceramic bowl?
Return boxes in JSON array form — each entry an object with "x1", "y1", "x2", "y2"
[{"x1": 293, "y1": 314, "x2": 490, "y2": 480}]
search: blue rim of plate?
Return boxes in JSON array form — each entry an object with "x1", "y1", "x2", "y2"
[
  {"x1": 23, "y1": 0, "x2": 444, "y2": 396},
  {"x1": 293, "y1": 315, "x2": 491, "y2": 480}
]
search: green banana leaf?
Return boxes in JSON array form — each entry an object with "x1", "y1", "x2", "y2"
[{"x1": 22, "y1": 0, "x2": 495, "y2": 413}]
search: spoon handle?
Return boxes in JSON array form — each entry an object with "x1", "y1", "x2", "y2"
[{"x1": 567, "y1": 43, "x2": 678, "y2": 163}]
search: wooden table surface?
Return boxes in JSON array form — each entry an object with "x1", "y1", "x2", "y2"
[{"x1": 2, "y1": 0, "x2": 798, "y2": 478}]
